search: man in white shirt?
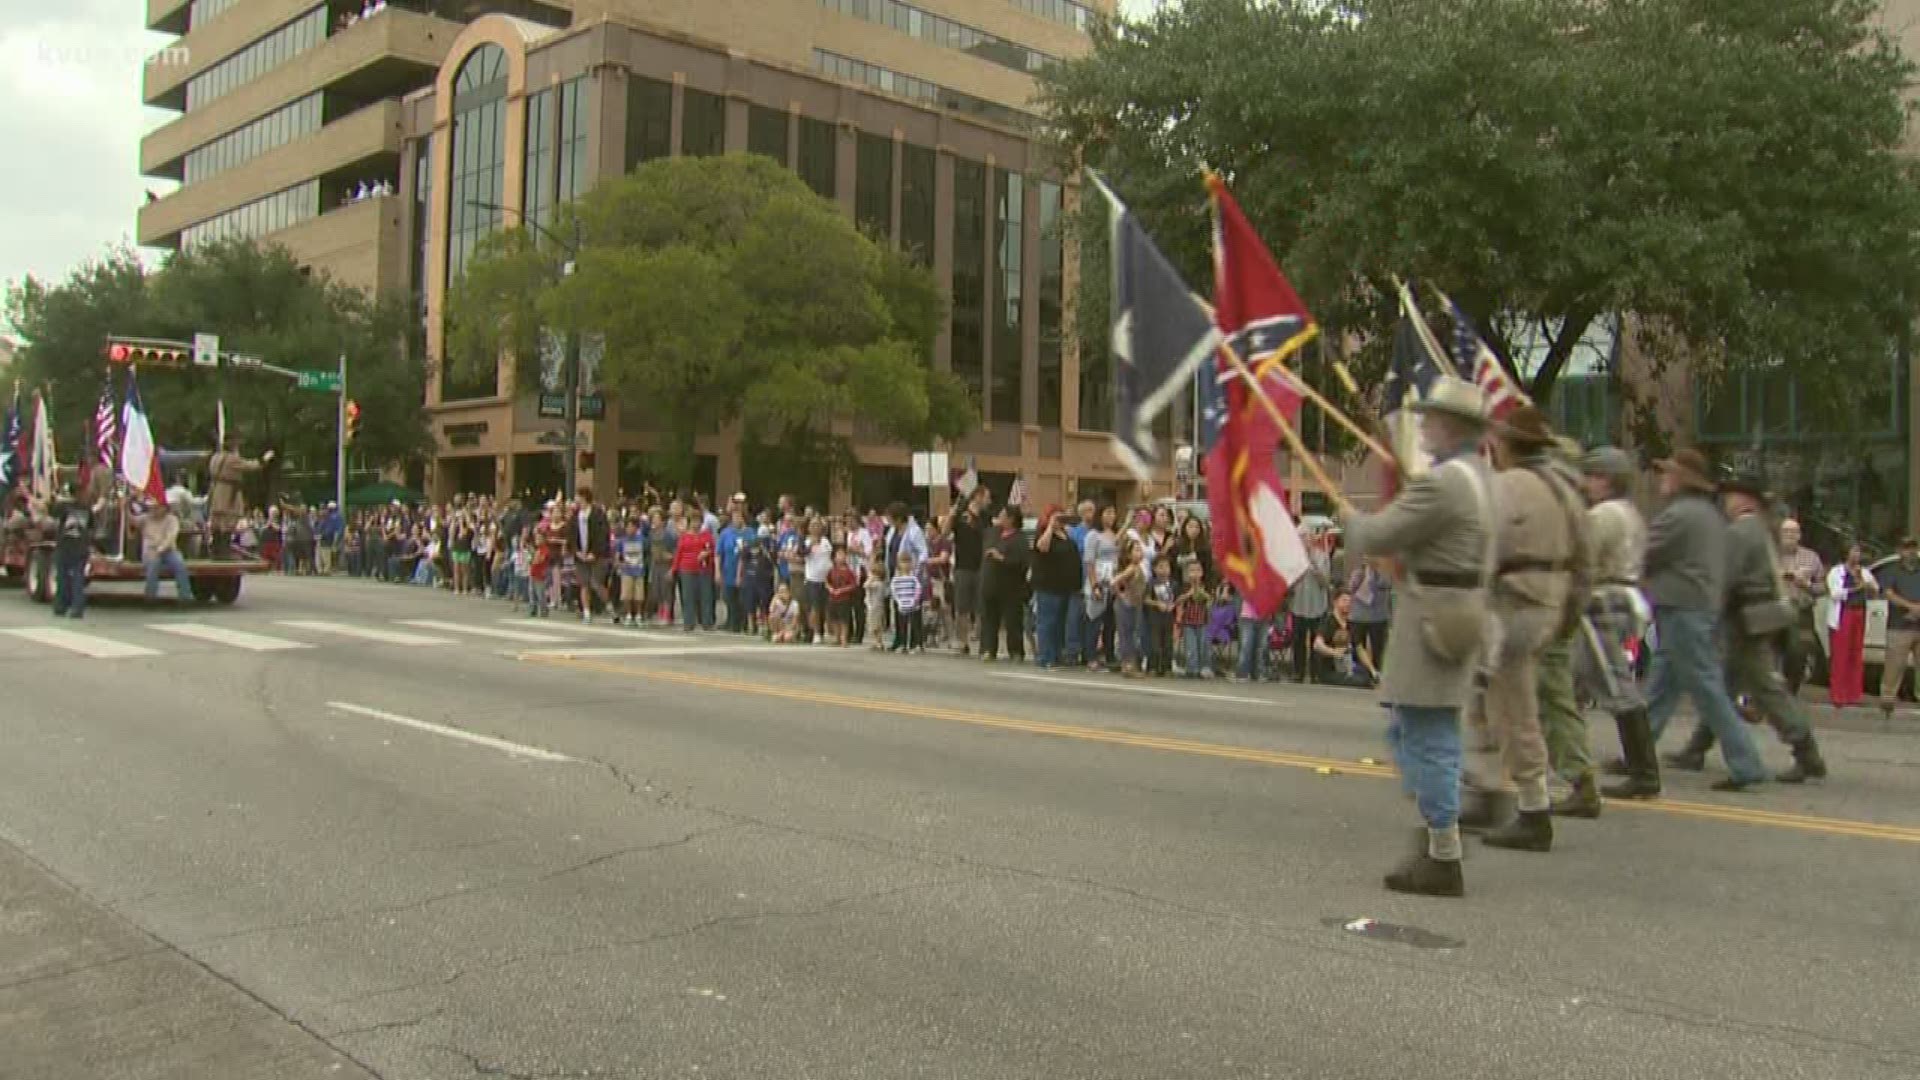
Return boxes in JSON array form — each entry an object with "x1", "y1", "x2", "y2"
[{"x1": 139, "y1": 501, "x2": 195, "y2": 602}]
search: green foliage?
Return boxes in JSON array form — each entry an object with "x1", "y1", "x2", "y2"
[
  {"x1": 447, "y1": 153, "x2": 975, "y2": 486},
  {"x1": 1042, "y1": 0, "x2": 1920, "y2": 420},
  {"x1": 4, "y1": 240, "x2": 432, "y2": 493}
]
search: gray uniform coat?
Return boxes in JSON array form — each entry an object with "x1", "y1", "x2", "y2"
[{"x1": 1344, "y1": 452, "x2": 1498, "y2": 709}]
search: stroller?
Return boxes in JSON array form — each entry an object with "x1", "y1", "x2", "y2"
[{"x1": 1264, "y1": 617, "x2": 1296, "y2": 682}]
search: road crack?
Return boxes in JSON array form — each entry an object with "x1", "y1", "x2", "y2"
[{"x1": 326, "y1": 1008, "x2": 445, "y2": 1039}]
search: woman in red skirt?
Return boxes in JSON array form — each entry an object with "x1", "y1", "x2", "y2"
[{"x1": 1826, "y1": 543, "x2": 1879, "y2": 708}]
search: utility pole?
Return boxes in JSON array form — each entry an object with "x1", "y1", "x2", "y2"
[{"x1": 335, "y1": 353, "x2": 348, "y2": 514}]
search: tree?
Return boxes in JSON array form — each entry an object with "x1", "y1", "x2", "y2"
[
  {"x1": 5, "y1": 240, "x2": 432, "y2": 500},
  {"x1": 447, "y1": 153, "x2": 976, "y2": 487},
  {"x1": 1042, "y1": 0, "x2": 1920, "y2": 421}
]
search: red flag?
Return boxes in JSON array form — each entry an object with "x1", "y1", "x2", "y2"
[{"x1": 1202, "y1": 176, "x2": 1315, "y2": 620}]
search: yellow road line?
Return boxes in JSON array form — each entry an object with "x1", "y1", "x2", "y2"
[{"x1": 524, "y1": 655, "x2": 1920, "y2": 846}]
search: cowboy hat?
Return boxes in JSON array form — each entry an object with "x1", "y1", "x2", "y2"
[
  {"x1": 1494, "y1": 405, "x2": 1557, "y2": 449},
  {"x1": 1658, "y1": 448, "x2": 1717, "y2": 493},
  {"x1": 1409, "y1": 376, "x2": 1489, "y2": 425},
  {"x1": 1581, "y1": 446, "x2": 1636, "y2": 481},
  {"x1": 1717, "y1": 472, "x2": 1771, "y2": 503}
]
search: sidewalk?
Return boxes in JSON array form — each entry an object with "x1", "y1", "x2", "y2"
[{"x1": 0, "y1": 838, "x2": 376, "y2": 1080}]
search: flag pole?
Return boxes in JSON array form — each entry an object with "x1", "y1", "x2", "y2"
[
  {"x1": 1190, "y1": 292, "x2": 1399, "y2": 466},
  {"x1": 1393, "y1": 275, "x2": 1458, "y2": 378},
  {"x1": 1430, "y1": 284, "x2": 1536, "y2": 408},
  {"x1": 1212, "y1": 342, "x2": 1355, "y2": 515}
]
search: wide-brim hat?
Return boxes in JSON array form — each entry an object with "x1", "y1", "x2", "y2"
[
  {"x1": 1718, "y1": 472, "x2": 1771, "y2": 502},
  {"x1": 1410, "y1": 376, "x2": 1489, "y2": 425},
  {"x1": 1494, "y1": 405, "x2": 1557, "y2": 448},
  {"x1": 1658, "y1": 448, "x2": 1717, "y2": 493},
  {"x1": 1582, "y1": 446, "x2": 1635, "y2": 481}
]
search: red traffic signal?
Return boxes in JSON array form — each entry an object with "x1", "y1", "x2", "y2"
[
  {"x1": 344, "y1": 399, "x2": 361, "y2": 443},
  {"x1": 104, "y1": 337, "x2": 190, "y2": 365}
]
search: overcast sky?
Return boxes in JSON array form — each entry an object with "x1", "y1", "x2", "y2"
[{"x1": 0, "y1": 0, "x2": 1158, "y2": 322}]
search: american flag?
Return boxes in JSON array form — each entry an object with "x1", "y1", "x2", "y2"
[
  {"x1": 92, "y1": 379, "x2": 120, "y2": 479},
  {"x1": 1007, "y1": 473, "x2": 1028, "y2": 510},
  {"x1": 1444, "y1": 295, "x2": 1529, "y2": 422},
  {"x1": 0, "y1": 384, "x2": 19, "y2": 492}
]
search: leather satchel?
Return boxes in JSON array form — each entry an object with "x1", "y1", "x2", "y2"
[{"x1": 1738, "y1": 596, "x2": 1795, "y2": 638}]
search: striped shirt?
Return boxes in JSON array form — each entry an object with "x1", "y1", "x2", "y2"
[{"x1": 890, "y1": 574, "x2": 924, "y2": 613}]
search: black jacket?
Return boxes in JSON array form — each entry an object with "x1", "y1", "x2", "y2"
[{"x1": 574, "y1": 505, "x2": 612, "y2": 558}]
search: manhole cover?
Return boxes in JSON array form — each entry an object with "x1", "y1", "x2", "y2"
[{"x1": 1322, "y1": 916, "x2": 1462, "y2": 950}]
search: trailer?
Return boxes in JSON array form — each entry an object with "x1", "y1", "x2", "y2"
[{"x1": 2, "y1": 499, "x2": 267, "y2": 606}]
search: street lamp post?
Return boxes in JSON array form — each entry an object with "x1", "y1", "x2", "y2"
[{"x1": 466, "y1": 201, "x2": 583, "y2": 498}]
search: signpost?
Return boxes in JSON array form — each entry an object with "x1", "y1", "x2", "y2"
[
  {"x1": 192, "y1": 332, "x2": 220, "y2": 368},
  {"x1": 297, "y1": 370, "x2": 343, "y2": 392}
]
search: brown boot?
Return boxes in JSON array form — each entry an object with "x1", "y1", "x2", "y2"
[
  {"x1": 1383, "y1": 851, "x2": 1464, "y2": 897},
  {"x1": 1483, "y1": 810, "x2": 1554, "y2": 852},
  {"x1": 1550, "y1": 774, "x2": 1603, "y2": 819}
]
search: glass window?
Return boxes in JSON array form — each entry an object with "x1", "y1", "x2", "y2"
[
  {"x1": 681, "y1": 88, "x2": 726, "y2": 157},
  {"x1": 855, "y1": 132, "x2": 893, "y2": 239},
  {"x1": 1037, "y1": 180, "x2": 1063, "y2": 428},
  {"x1": 811, "y1": 49, "x2": 1033, "y2": 130},
  {"x1": 411, "y1": 134, "x2": 433, "y2": 325},
  {"x1": 951, "y1": 159, "x2": 987, "y2": 410},
  {"x1": 185, "y1": 6, "x2": 327, "y2": 111},
  {"x1": 748, "y1": 104, "x2": 789, "y2": 163},
  {"x1": 900, "y1": 143, "x2": 935, "y2": 265},
  {"x1": 1697, "y1": 377, "x2": 1744, "y2": 440},
  {"x1": 991, "y1": 169, "x2": 1024, "y2": 424},
  {"x1": 626, "y1": 77, "x2": 672, "y2": 169},
  {"x1": 180, "y1": 180, "x2": 318, "y2": 248},
  {"x1": 523, "y1": 87, "x2": 556, "y2": 232},
  {"x1": 445, "y1": 45, "x2": 510, "y2": 401},
  {"x1": 556, "y1": 77, "x2": 589, "y2": 203},
  {"x1": 797, "y1": 117, "x2": 836, "y2": 199}
]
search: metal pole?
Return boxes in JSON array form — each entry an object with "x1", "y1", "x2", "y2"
[
  {"x1": 563, "y1": 330, "x2": 579, "y2": 498},
  {"x1": 335, "y1": 354, "x2": 348, "y2": 516}
]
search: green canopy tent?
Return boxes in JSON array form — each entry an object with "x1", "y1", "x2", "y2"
[{"x1": 345, "y1": 481, "x2": 425, "y2": 507}]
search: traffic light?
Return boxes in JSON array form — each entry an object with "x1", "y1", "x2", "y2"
[
  {"x1": 104, "y1": 337, "x2": 191, "y2": 366},
  {"x1": 344, "y1": 399, "x2": 361, "y2": 444}
]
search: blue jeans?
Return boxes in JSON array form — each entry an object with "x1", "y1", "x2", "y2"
[
  {"x1": 144, "y1": 550, "x2": 194, "y2": 601},
  {"x1": 54, "y1": 557, "x2": 88, "y2": 616},
  {"x1": 1064, "y1": 593, "x2": 1086, "y2": 665},
  {"x1": 1386, "y1": 705, "x2": 1463, "y2": 830},
  {"x1": 1237, "y1": 618, "x2": 1268, "y2": 680},
  {"x1": 1034, "y1": 591, "x2": 1070, "y2": 667},
  {"x1": 1645, "y1": 607, "x2": 1767, "y2": 783},
  {"x1": 1181, "y1": 625, "x2": 1207, "y2": 676},
  {"x1": 1115, "y1": 601, "x2": 1141, "y2": 665},
  {"x1": 680, "y1": 573, "x2": 714, "y2": 630}
]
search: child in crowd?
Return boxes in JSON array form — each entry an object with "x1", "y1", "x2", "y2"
[
  {"x1": 618, "y1": 518, "x2": 649, "y2": 626},
  {"x1": 1112, "y1": 541, "x2": 1148, "y2": 678},
  {"x1": 889, "y1": 552, "x2": 925, "y2": 653},
  {"x1": 826, "y1": 547, "x2": 860, "y2": 647},
  {"x1": 864, "y1": 555, "x2": 890, "y2": 651},
  {"x1": 767, "y1": 583, "x2": 797, "y2": 643},
  {"x1": 525, "y1": 526, "x2": 549, "y2": 617},
  {"x1": 1175, "y1": 560, "x2": 1213, "y2": 679},
  {"x1": 510, "y1": 531, "x2": 532, "y2": 608},
  {"x1": 743, "y1": 525, "x2": 776, "y2": 636},
  {"x1": 1144, "y1": 557, "x2": 1176, "y2": 677}
]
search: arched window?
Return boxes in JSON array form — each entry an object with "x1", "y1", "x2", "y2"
[{"x1": 444, "y1": 43, "x2": 510, "y2": 399}]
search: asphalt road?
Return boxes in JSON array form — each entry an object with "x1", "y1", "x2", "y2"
[{"x1": 2, "y1": 574, "x2": 1917, "y2": 1080}]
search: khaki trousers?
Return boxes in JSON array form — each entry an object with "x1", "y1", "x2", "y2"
[
  {"x1": 1479, "y1": 604, "x2": 1559, "y2": 811},
  {"x1": 1881, "y1": 628, "x2": 1920, "y2": 702}
]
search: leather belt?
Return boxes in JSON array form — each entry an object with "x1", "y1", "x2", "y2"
[
  {"x1": 1414, "y1": 570, "x2": 1485, "y2": 589},
  {"x1": 1499, "y1": 558, "x2": 1572, "y2": 575}
]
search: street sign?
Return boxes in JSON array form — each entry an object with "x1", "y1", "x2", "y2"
[
  {"x1": 535, "y1": 431, "x2": 576, "y2": 447},
  {"x1": 537, "y1": 393, "x2": 567, "y2": 419},
  {"x1": 578, "y1": 392, "x2": 605, "y2": 421},
  {"x1": 192, "y1": 332, "x2": 220, "y2": 368},
  {"x1": 297, "y1": 370, "x2": 343, "y2": 392}
]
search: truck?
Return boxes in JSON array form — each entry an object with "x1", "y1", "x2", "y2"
[{"x1": 2, "y1": 481, "x2": 267, "y2": 606}]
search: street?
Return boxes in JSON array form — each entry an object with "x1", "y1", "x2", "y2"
[{"x1": 2, "y1": 575, "x2": 1917, "y2": 1080}]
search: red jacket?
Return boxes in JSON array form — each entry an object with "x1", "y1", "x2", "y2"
[{"x1": 671, "y1": 529, "x2": 715, "y2": 575}]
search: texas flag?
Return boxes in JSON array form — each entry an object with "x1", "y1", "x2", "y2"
[
  {"x1": 1202, "y1": 175, "x2": 1314, "y2": 620},
  {"x1": 120, "y1": 371, "x2": 166, "y2": 503}
]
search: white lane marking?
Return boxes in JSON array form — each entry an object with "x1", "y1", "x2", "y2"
[
  {"x1": 513, "y1": 644, "x2": 777, "y2": 659},
  {"x1": 325, "y1": 701, "x2": 577, "y2": 763},
  {"x1": 147, "y1": 622, "x2": 313, "y2": 652},
  {"x1": 991, "y1": 670, "x2": 1272, "y2": 706},
  {"x1": 0, "y1": 627, "x2": 162, "y2": 660},
  {"x1": 495, "y1": 619, "x2": 688, "y2": 642},
  {"x1": 275, "y1": 620, "x2": 454, "y2": 646},
  {"x1": 397, "y1": 619, "x2": 573, "y2": 643}
]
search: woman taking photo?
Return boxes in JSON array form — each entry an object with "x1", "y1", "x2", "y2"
[{"x1": 1827, "y1": 543, "x2": 1879, "y2": 708}]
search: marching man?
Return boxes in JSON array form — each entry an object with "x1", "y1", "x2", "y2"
[
  {"x1": 207, "y1": 435, "x2": 273, "y2": 557},
  {"x1": 1340, "y1": 377, "x2": 1499, "y2": 898}
]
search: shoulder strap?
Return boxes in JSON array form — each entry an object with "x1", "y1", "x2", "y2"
[{"x1": 1442, "y1": 457, "x2": 1497, "y2": 587}]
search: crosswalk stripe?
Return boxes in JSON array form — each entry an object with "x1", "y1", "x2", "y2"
[
  {"x1": 397, "y1": 619, "x2": 574, "y2": 643},
  {"x1": 275, "y1": 620, "x2": 454, "y2": 646},
  {"x1": 147, "y1": 623, "x2": 313, "y2": 652},
  {"x1": 0, "y1": 627, "x2": 162, "y2": 659}
]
